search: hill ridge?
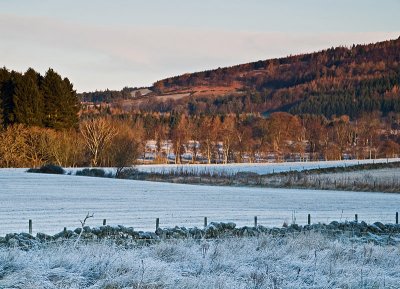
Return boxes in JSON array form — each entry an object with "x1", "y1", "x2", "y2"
[{"x1": 82, "y1": 37, "x2": 400, "y2": 118}]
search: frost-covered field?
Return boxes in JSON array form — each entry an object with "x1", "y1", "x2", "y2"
[
  {"x1": 1, "y1": 233, "x2": 399, "y2": 288},
  {"x1": 136, "y1": 158, "x2": 400, "y2": 175},
  {"x1": 1, "y1": 168, "x2": 400, "y2": 236}
]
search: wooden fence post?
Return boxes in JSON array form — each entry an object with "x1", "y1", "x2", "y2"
[
  {"x1": 204, "y1": 217, "x2": 208, "y2": 228},
  {"x1": 396, "y1": 212, "x2": 398, "y2": 225},
  {"x1": 254, "y1": 216, "x2": 258, "y2": 227},
  {"x1": 308, "y1": 214, "x2": 311, "y2": 225},
  {"x1": 29, "y1": 219, "x2": 32, "y2": 235},
  {"x1": 156, "y1": 218, "x2": 160, "y2": 230},
  {"x1": 103, "y1": 219, "x2": 107, "y2": 226}
]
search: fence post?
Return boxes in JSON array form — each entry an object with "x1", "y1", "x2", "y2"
[
  {"x1": 204, "y1": 217, "x2": 208, "y2": 228},
  {"x1": 355, "y1": 214, "x2": 358, "y2": 223},
  {"x1": 29, "y1": 219, "x2": 32, "y2": 235},
  {"x1": 308, "y1": 214, "x2": 311, "y2": 225},
  {"x1": 396, "y1": 212, "x2": 398, "y2": 225},
  {"x1": 254, "y1": 216, "x2": 258, "y2": 227},
  {"x1": 103, "y1": 219, "x2": 107, "y2": 226},
  {"x1": 156, "y1": 218, "x2": 160, "y2": 230}
]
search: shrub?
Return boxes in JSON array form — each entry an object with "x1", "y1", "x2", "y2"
[
  {"x1": 27, "y1": 164, "x2": 65, "y2": 175},
  {"x1": 115, "y1": 167, "x2": 140, "y2": 179},
  {"x1": 75, "y1": 168, "x2": 113, "y2": 178}
]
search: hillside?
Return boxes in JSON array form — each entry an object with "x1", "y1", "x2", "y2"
[
  {"x1": 82, "y1": 37, "x2": 400, "y2": 118},
  {"x1": 153, "y1": 37, "x2": 400, "y2": 117}
]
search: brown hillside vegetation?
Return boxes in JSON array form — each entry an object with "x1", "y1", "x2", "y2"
[{"x1": 143, "y1": 37, "x2": 400, "y2": 117}]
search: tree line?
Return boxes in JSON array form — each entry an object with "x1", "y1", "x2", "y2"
[
  {"x1": 129, "y1": 111, "x2": 400, "y2": 163},
  {"x1": 1, "y1": 111, "x2": 398, "y2": 168},
  {"x1": 0, "y1": 67, "x2": 80, "y2": 130}
]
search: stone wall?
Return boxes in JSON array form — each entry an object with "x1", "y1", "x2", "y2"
[{"x1": 1, "y1": 221, "x2": 400, "y2": 249}]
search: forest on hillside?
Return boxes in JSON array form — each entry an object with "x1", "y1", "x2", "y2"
[{"x1": 80, "y1": 37, "x2": 400, "y2": 118}]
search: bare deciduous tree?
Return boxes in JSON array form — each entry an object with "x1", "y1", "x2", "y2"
[
  {"x1": 108, "y1": 122, "x2": 140, "y2": 177},
  {"x1": 24, "y1": 126, "x2": 53, "y2": 168},
  {"x1": 48, "y1": 129, "x2": 86, "y2": 167},
  {"x1": 0, "y1": 124, "x2": 28, "y2": 167},
  {"x1": 80, "y1": 118, "x2": 117, "y2": 167}
]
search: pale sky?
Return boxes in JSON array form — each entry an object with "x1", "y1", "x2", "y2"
[{"x1": 1, "y1": 0, "x2": 399, "y2": 92}]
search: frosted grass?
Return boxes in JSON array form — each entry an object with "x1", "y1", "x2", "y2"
[{"x1": 0, "y1": 233, "x2": 399, "y2": 288}]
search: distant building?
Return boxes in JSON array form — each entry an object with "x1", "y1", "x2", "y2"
[{"x1": 130, "y1": 88, "x2": 152, "y2": 98}]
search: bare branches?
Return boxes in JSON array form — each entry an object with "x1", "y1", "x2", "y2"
[
  {"x1": 79, "y1": 212, "x2": 94, "y2": 227},
  {"x1": 80, "y1": 118, "x2": 117, "y2": 167},
  {"x1": 74, "y1": 212, "x2": 94, "y2": 247}
]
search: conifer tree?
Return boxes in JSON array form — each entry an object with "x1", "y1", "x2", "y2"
[
  {"x1": 62, "y1": 77, "x2": 80, "y2": 129},
  {"x1": 41, "y1": 68, "x2": 79, "y2": 129},
  {"x1": 0, "y1": 68, "x2": 15, "y2": 127},
  {"x1": 13, "y1": 69, "x2": 45, "y2": 126}
]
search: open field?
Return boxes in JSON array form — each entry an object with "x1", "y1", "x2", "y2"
[
  {"x1": 136, "y1": 158, "x2": 400, "y2": 175},
  {"x1": 1, "y1": 232, "x2": 399, "y2": 288},
  {"x1": 1, "y1": 168, "x2": 400, "y2": 236}
]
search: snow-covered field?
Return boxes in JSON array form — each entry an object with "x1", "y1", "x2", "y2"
[
  {"x1": 1, "y1": 233, "x2": 399, "y2": 288},
  {"x1": 136, "y1": 158, "x2": 400, "y2": 175},
  {"x1": 1, "y1": 168, "x2": 400, "y2": 236}
]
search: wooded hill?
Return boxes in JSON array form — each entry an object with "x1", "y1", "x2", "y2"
[
  {"x1": 151, "y1": 37, "x2": 400, "y2": 118},
  {"x1": 83, "y1": 37, "x2": 400, "y2": 119}
]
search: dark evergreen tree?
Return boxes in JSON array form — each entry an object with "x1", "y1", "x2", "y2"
[
  {"x1": 41, "y1": 69, "x2": 80, "y2": 129},
  {"x1": 62, "y1": 77, "x2": 80, "y2": 128},
  {"x1": 12, "y1": 69, "x2": 45, "y2": 126},
  {"x1": 0, "y1": 68, "x2": 7, "y2": 128},
  {"x1": 0, "y1": 68, "x2": 16, "y2": 127}
]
